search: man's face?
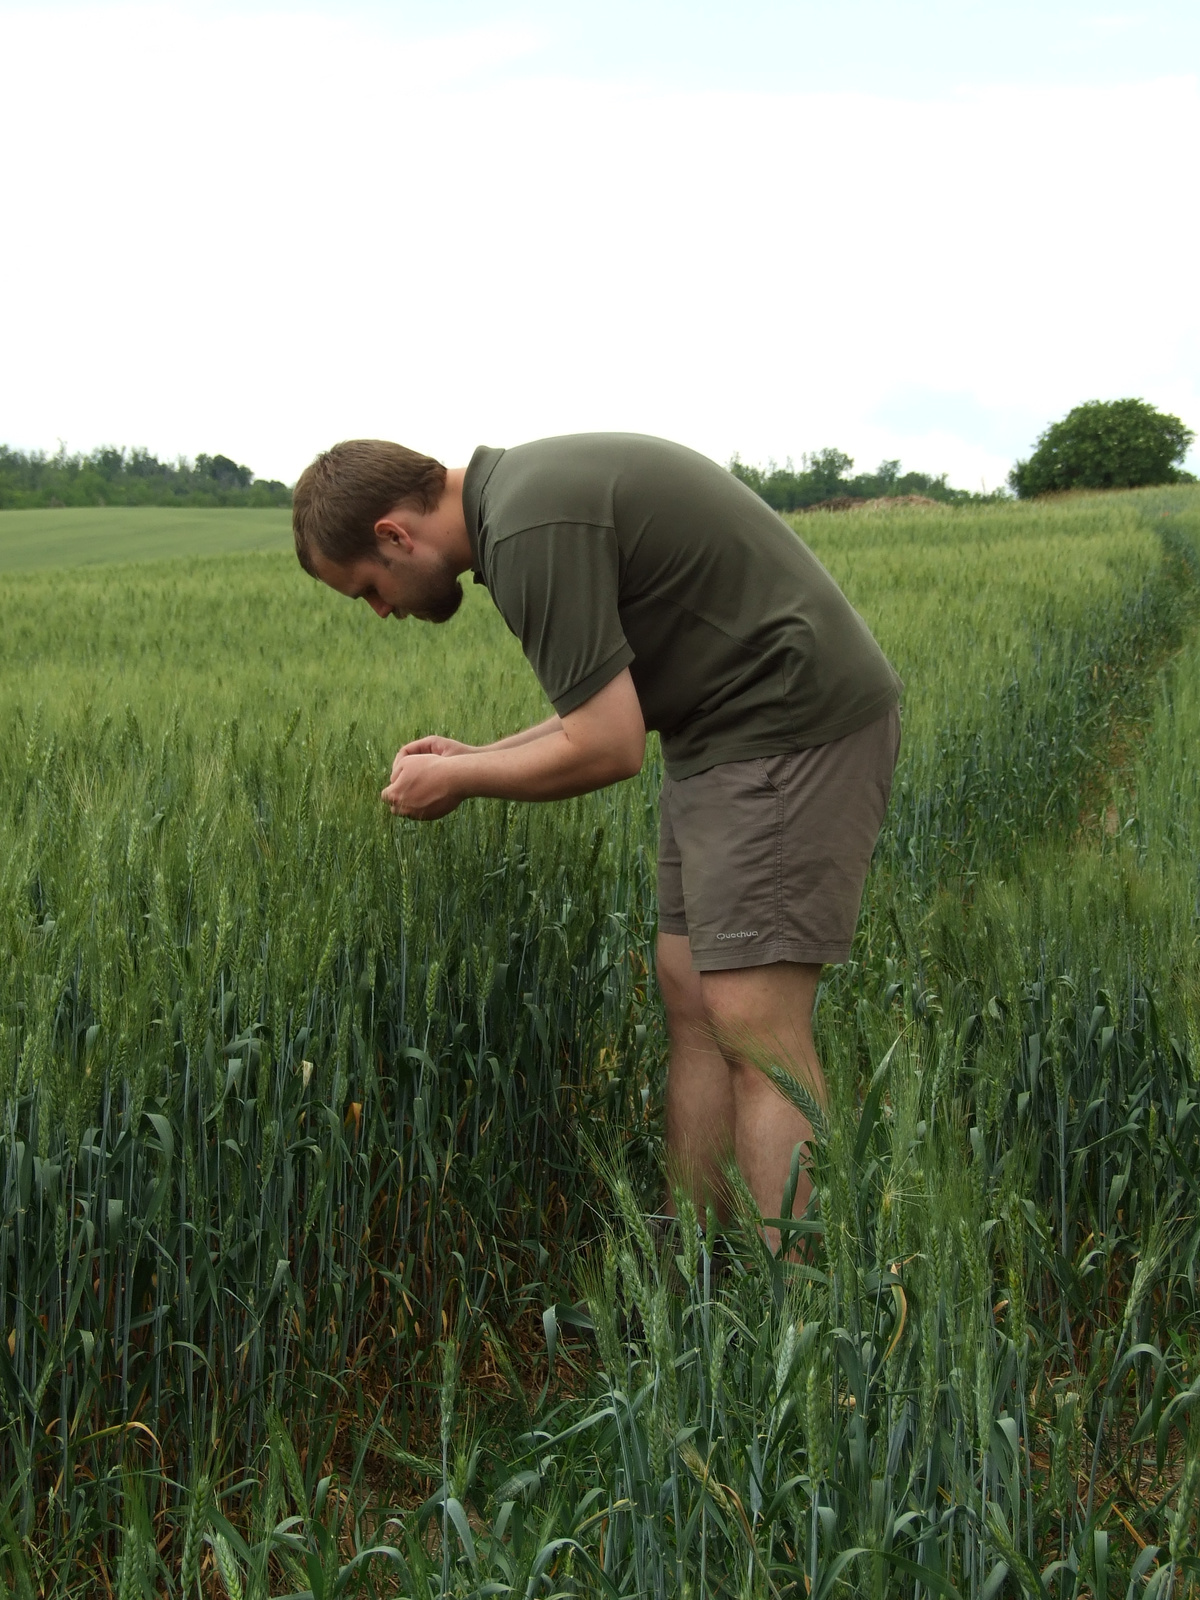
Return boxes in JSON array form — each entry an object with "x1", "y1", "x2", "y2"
[{"x1": 312, "y1": 541, "x2": 463, "y2": 625}]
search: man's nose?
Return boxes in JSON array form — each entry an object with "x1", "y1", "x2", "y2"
[{"x1": 367, "y1": 596, "x2": 391, "y2": 618}]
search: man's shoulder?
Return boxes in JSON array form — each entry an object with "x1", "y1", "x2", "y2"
[
  {"x1": 480, "y1": 432, "x2": 729, "y2": 538},
  {"x1": 496, "y1": 432, "x2": 722, "y2": 483},
  {"x1": 479, "y1": 435, "x2": 622, "y2": 542}
]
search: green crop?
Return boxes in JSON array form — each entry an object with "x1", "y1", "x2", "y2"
[
  {"x1": 1, "y1": 487, "x2": 1199, "y2": 1596},
  {"x1": 0, "y1": 506, "x2": 293, "y2": 574}
]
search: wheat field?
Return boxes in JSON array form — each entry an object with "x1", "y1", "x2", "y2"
[{"x1": 1, "y1": 487, "x2": 1198, "y2": 1597}]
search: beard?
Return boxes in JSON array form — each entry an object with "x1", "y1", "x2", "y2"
[
  {"x1": 382, "y1": 547, "x2": 463, "y2": 624},
  {"x1": 415, "y1": 571, "x2": 464, "y2": 624}
]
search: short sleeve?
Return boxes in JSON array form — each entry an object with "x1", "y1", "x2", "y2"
[{"x1": 486, "y1": 524, "x2": 635, "y2": 715}]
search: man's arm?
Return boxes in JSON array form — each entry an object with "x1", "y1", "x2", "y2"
[
  {"x1": 381, "y1": 670, "x2": 645, "y2": 820},
  {"x1": 397, "y1": 715, "x2": 561, "y2": 764}
]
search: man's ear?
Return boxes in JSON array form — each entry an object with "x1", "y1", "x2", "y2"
[{"x1": 373, "y1": 513, "x2": 415, "y2": 556}]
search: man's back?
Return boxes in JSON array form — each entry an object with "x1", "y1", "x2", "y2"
[{"x1": 463, "y1": 432, "x2": 900, "y2": 778}]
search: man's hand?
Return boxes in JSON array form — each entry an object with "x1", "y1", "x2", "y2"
[
  {"x1": 392, "y1": 735, "x2": 476, "y2": 781},
  {"x1": 381, "y1": 753, "x2": 463, "y2": 820}
]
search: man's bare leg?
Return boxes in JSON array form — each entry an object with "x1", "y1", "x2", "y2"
[
  {"x1": 656, "y1": 932, "x2": 734, "y2": 1218},
  {"x1": 700, "y1": 961, "x2": 825, "y2": 1248}
]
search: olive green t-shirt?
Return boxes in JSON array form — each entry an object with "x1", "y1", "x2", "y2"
[{"x1": 463, "y1": 433, "x2": 901, "y2": 781}]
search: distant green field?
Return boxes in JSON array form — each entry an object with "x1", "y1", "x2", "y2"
[{"x1": 0, "y1": 506, "x2": 292, "y2": 571}]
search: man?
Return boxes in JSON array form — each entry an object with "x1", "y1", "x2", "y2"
[{"x1": 293, "y1": 432, "x2": 901, "y2": 1237}]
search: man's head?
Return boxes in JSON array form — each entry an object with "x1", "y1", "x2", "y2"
[{"x1": 293, "y1": 439, "x2": 464, "y2": 623}]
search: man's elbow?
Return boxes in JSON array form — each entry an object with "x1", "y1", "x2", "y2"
[
  {"x1": 571, "y1": 736, "x2": 644, "y2": 790},
  {"x1": 604, "y1": 731, "x2": 646, "y2": 784},
  {"x1": 560, "y1": 680, "x2": 646, "y2": 787}
]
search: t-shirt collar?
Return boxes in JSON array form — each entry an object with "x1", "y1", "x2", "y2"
[{"x1": 462, "y1": 445, "x2": 506, "y2": 583}]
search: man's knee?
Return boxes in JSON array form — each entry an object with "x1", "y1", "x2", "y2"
[
  {"x1": 700, "y1": 963, "x2": 822, "y2": 1069},
  {"x1": 699, "y1": 969, "x2": 769, "y2": 1043}
]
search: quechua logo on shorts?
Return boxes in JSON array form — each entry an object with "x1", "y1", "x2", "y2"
[{"x1": 715, "y1": 930, "x2": 759, "y2": 941}]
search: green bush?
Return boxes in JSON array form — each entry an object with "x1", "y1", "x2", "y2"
[{"x1": 1010, "y1": 397, "x2": 1195, "y2": 497}]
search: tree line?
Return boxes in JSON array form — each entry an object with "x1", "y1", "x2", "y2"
[
  {"x1": 728, "y1": 447, "x2": 999, "y2": 512},
  {"x1": 0, "y1": 445, "x2": 291, "y2": 509},
  {"x1": 4, "y1": 399, "x2": 1192, "y2": 516}
]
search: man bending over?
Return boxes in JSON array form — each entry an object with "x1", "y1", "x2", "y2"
[{"x1": 293, "y1": 433, "x2": 901, "y2": 1236}]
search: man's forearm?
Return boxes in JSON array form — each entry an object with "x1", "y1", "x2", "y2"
[
  {"x1": 447, "y1": 727, "x2": 635, "y2": 802},
  {"x1": 477, "y1": 715, "x2": 562, "y2": 753}
]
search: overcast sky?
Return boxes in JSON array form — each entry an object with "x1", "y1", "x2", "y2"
[{"x1": 2, "y1": 0, "x2": 1197, "y2": 490}]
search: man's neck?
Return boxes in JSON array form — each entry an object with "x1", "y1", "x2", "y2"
[{"x1": 437, "y1": 466, "x2": 473, "y2": 575}]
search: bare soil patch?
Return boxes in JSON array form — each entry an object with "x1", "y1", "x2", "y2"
[{"x1": 800, "y1": 493, "x2": 943, "y2": 513}]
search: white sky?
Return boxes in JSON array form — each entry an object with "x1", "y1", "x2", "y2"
[{"x1": 1, "y1": 1, "x2": 1198, "y2": 491}]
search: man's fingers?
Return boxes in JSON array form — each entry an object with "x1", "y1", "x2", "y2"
[
  {"x1": 397, "y1": 736, "x2": 475, "y2": 759},
  {"x1": 381, "y1": 772, "x2": 428, "y2": 817},
  {"x1": 381, "y1": 751, "x2": 459, "y2": 822},
  {"x1": 380, "y1": 785, "x2": 445, "y2": 822},
  {"x1": 391, "y1": 743, "x2": 436, "y2": 781}
]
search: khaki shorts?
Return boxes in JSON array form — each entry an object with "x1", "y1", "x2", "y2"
[{"x1": 657, "y1": 706, "x2": 901, "y2": 970}]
